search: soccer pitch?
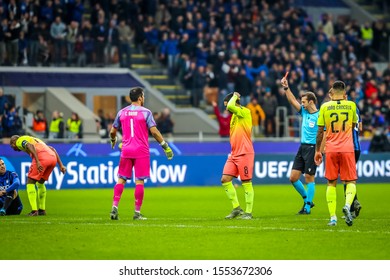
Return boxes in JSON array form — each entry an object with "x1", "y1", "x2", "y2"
[{"x1": 2, "y1": 183, "x2": 390, "y2": 260}]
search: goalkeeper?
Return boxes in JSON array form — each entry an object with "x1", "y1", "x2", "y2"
[{"x1": 109, "y1": 87, "x2": 173, "y2": 221}]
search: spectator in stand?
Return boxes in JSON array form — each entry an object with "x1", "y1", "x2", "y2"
[
  {"x1": 195, "y1": 41, "x2": 208, "y2": 68},
  {"x1": 2, "y1": 106, "x2": 22, "y2": 138},
  {"x1": 52, "y1": 0, "x2": 65, "y2": 23},
  {"x1": 90, "y1": 2, "x2": 102, "y2": 26},
  {"x1": 74, "y1": 34, "x2": 86, "y2": 67},
  {"x1": 133, "y1": 14, "x2": 146, "y2": 53},
  {"x1": 0, "y1": 88, "x2": 9, "y2": 116},
  {"x1": 49, "y1": 110, "x2": 64, "y2": 139},
  {"x1": 0, "y1": 18, "x2": 7, "y2": 66},
  {"x1": 155, "y1": 3, "x2": 171, "y2": 29},
  {"x1": 203, "y1": 64, "x2": 219, "y2": 105},
  {"x1": 117, "y1": 19, "x2": 133, "y2": 68},
  {"x1": 71, "y1": 0, "x2": 85, "y2": 25},
  {"x1": 177, "y1": 53, "x2": 191, "y2": 84},
  {"x1": 93, "y1": 16, "x2": 107, "y2": 67},
  {"x1": 27, "y1": 15, "x2": 40, "y2": 66},
  {"x1": 83, "y1": 33, "x2": 94, "y2": 65},
  {"x1": 371, "y1": 108, "x2": 386, "y2": 129},
  {"x1": 106, "y1": 19, "x2": 119, "y2": 65},
  {"x1": 361, "y1": 22, "x2": 373, "y2": 59},
  {"x1": 246, "y1": 97, "x2": 266, "y2": 137},
  {"x1": 32, "y1": 110, "x2": 48, "y2": 139},
  {"x1": 183, "y1": 60, "x2": 196, "y2": 99},
  {"x1": 40, "y1": 0, "x2": 54, "y2": 24},
  {"x1": 178, "y1": 32, "x2": 194, "y2": 58},
  {"x1": 143, "y1": 21, "x2": 159, "y2": 56},
  {"x1": 18, "y1": 31, "x2": 28, "y2": 65},
  {"x1": 0, "y1": 115, "x2": 3, "y2": 139},
  {"x1": 156, "y1": 108, "x2": 174, "y2": 140},
  {"x1": 96, "y1": 109, "x2": 108, "y2": 138},
  {"x1": 234, "y1": 68, "x2": 252, "y2": 106},
  {"x1": 106, "y1": 111, "x2": 116, "y2": 134},
  {"x1": 37, "y1": 34, "x2": 50, "y2": 66},
  {"x1": 261, "y1": 88, "x2": 278, "y2": 137},
  {"x1": 318, "y1": 13, "x2": 334, "y2": 39},
  {"x1": 50, "y1": 16, "x2": 66, "y2": 66},
  {"x1": 66, "y1": 112, "x2": 82, "y2": 139},
  {"x1": 212, "y1": 101, "x2": 231, "y2": 138},
  {"x1": 191, "y1": 65, "x2": 207, "y2": 108},
  {"x1": 66, "y1": 21, "x2": 79, "y2": 66},
  {"x1": 4, "y1": 18, "x2": 21, "y2": 66},
  {"x1": 369, "y1": 128, "x2": 390, "y2": 152},
  {"x1": 160, "y1": 30, "x2": 179, "y2": 79}
]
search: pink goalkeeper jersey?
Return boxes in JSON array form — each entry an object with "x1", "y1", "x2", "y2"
[{"x1": 113, "y1": 104, "x2": 156, "y2": 158}]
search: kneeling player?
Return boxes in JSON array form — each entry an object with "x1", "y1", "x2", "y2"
[{"x1": 0, "y1": 190, "x2": 23, "y2": 215}]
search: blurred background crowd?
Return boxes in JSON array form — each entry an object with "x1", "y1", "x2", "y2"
[{"x1": 0, "y1": 0, "x2": 389, "y2": 151}]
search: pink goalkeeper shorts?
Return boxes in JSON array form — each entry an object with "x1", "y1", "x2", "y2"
[{"x1": 117, "y1": 156, "x2": 150, "y2": 180}]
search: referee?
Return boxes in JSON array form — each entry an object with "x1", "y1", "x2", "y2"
[{"x1": 281, "y1": 73, "x2": 319, "y2": 214}]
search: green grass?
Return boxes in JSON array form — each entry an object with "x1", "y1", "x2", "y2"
[{"x1": 2, "y1": 184, "x2": 390, "y2": 260}]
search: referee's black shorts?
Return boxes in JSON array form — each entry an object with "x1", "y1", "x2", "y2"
[{"x1": 292, "y1": 144, "x2": 317, "y2": 176}]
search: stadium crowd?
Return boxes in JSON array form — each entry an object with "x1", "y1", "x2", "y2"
[{"x1": 0, "y1": 0, "x2": 389, "y2": 147}]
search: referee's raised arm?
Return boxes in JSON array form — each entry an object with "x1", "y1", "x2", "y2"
[{"x1": 280, "y1": 72, "x2": 301, "y2": 112}]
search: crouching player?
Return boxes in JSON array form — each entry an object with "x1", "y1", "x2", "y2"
[
  {"x1": 10, "y1": 135, "x2": 67, "y2": 216},
  {"x1": 0, "y1": 158, "x2": 23, "y2": 215}
]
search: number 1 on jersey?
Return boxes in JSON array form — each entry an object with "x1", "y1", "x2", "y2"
[{"x1": 130, "y1": 118, "x2": 134, "y2": 137}]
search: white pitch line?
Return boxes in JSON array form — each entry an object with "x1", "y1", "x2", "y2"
[{"x1": 5, "y1": 220, "x2": 390, "y2": 235}]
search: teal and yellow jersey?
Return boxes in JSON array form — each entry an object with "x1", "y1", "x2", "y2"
[
  {"x1": 227, "y1": 95, "x2": 254, "y2": 157},
  {"x1": 299, "y1": 105, "x2": 319, "y2": 145},
  {"x1": 317, "y1": 99, "x2": 357, "y2": 153}
]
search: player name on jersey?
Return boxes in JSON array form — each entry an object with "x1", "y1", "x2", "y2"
[
  {"x1": 326, "y1": 104, "x2": 353, "y2": 110},
  {"x1": 124, "y1": 111, "x2": 138, "y2": 116}
]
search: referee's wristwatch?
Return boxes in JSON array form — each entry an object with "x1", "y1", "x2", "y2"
[{"x1": 283, "y1": 86, "x2": 289, "y2": 91}]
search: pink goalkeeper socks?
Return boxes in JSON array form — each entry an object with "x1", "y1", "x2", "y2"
[
  {"x1": 113, "y1": 183, "x2": 124, "y2": 207},
  {"x1": 134, "y1": 184, "x2": 144, "y2": 212}
]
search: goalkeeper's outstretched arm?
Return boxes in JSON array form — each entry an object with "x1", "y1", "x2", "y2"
[{"x1": 150, "y1": 126, "x2": 174, "y2": 160}]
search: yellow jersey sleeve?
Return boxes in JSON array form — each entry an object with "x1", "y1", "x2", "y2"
[
  {"x1": 317, "y1": 103, "x2": 326, "y2": 127},
  {"x1": 15, "y1": 136, "x2": 44, "y2": 152},
  {"x1": 227, "y1": 95, "x2": 246, "y2": 118}
]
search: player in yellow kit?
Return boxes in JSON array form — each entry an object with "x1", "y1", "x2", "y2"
[
  {"x1": 10, "y1": 135, "x2": 66, "y2": 216},
  {"x1": 221, "y1": 92, "x2": 255, "y2": 220},
  {"x1": 314, "y1": 81, "x2": 358, "y2": 226}
]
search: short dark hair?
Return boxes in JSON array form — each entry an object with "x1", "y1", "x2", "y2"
[
  {"x1": 223, "y1": 92, "x2": 240, "y2": 105},
  {"x1": 129, "y1": 87, "x2": 144, "y2": 102},
  {"x1": 302, "y1": 92, "x2": 317, "y2": 104},
  {"x1": 332, "y1": 80, "x2": 346, "y2": 92}
]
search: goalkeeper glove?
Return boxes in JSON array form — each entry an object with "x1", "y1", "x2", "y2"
[
  {"x1": 110, "y1": 136, "x2": 117, "y2": 149},
  {"x1": 160, "y1": 141, "x2": 174, "y2": 160}
]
